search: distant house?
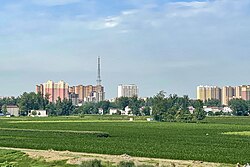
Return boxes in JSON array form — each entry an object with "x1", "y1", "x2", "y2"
[
  {"x1": 222, "y1": 107, "x2": 233, "y2": 113},
  {"x1": 109, "y1": 108, "x2": 118, "y2": 115},
  {"x1": 203, "y1": 106, "x2": 222, "y2": 113},
  {"x1": 121, "y1": 106, "x2": 131, "y2": 115},
  {"x1": 147, "y1": 118, "x2": 153, "y2": 122},
  {"x1": 98, "y1": 108, "x2": 104, "y2": 115},
  {"x1": 6, "y1": 105, "x2": 19, "y2": 117},
  {"x1": 188, "y1": 106, "x2": 195, "y2": 114},
  {"x1": 28, "y1": 110, "x2": 48, "y2": 117}
]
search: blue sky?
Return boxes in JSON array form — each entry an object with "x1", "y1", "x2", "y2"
[{"x1": 1, "y1": 0, "x2": 250, "y2": 99}]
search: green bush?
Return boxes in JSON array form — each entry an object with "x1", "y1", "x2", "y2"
[
  {"x1": 96, "y1": 133, "x2": 110, "y2": 138},
  {"x1": 80, "y1": 159, "x2": 102, "y2": 167},
  {"x1": 137, "y1": 165, "x2": 154, "y2": 167},
  {"x1": 118, "y1": 161, "x2": 135, "y2": 167}
]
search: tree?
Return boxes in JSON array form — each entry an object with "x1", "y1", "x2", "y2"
[
  {"x1": 116, "y1": 97, "x2": 129, "y2": 110},
  {"x1": 194, "y1": 108, "x2": 206, "y2": 120},
  {"x1": 204, "y1": 99, "x2": 222, "y2": 107},
  {"x1": 152, "y1": 91, "x2": 167, "y2": 121},
  {"x1": 46, "y1": 103, "x2": 56, "y2": 116},
  {"x1": 128, "y1": 96, "x2": 141, "y2": 115},
  {"x1": 97, "y1": 101, "x2": 110, "y2": 114},
  {"x1": 152, "y1": 91, "x2": 206, "y2": 122},
  {"x1": 1, "y1": 104, "x2": 7, "y2": 115},
  {"x1": 31, "y1": 110, "x2": 37, "y2": 116},
  {"x1": 18, "y1": 92, "x2": 48, "y2": 116},
  {"x1": 142, "y1": 106, "x2": 151, "y2": 116},
  {"x1": 229, "y1": 99, "x2": 249, "y2": 116}
]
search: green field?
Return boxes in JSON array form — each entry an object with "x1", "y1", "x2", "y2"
[{"x1": 0, "y1": 116, "x2": 250, "y2": 165}]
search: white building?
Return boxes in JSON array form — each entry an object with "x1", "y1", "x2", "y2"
[
  {"x1": 6, "y1": 105, "x2": 19, "y2": 117},
  {"x1": 118, "y1": 84, "x2": 138, "y2": 98},
  {"x1": 109, "y1": 108, "x2": 119, "y2": 115},
  {"x1": 98, "y1": 108, "x2": 104, "y2": 115},
  {"x1": 28, "y1": 110, "x2": 48, "y2": 117},
  {"x1": 121, "y1": 106, "x2": 131, "y2": 115}
]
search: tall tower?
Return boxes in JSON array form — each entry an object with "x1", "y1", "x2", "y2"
[
  {"x1": 95, "y1": 56, "x2": 105, "y2": 102},
  {"x1": 97, "y1": 57, "x2": 102, "y2": 86}
]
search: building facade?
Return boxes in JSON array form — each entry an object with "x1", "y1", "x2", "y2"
[
  {"x1": 240, "y1": 85, "x2": 250, "y2": 101},
  {"x1": 69, "y1": 85, "x2": 105, "y2": 103},
  {"x1": 222, "y1": 86, "x2": 235, "y2": 106},
  {"x1": 197, "y1": 85, "x2": 221, "y2": 102},
  {"x1": 36, "y1": 80, "x2": 69, "y2": 103},
  {"x1": 197, "y1": 84, "x2": 250, "y2": 106},
  {"x1": 118, "y1": 84, "x2": 138, "y2": 98}
]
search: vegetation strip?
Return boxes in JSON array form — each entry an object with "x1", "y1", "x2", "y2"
[
  {"x1": 0, "y1": 127, "x2": 107, "y2": 135},
  {"x1": 0, "y1": 147, "x2": 234, "y2": 167},
  {"x1": 223, "y1": 131, "x2": 250, "y2": 136}
]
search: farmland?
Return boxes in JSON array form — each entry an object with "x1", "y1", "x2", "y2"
[{"x1": 0, "y1": 116, "x2": 250, "y2": 165}]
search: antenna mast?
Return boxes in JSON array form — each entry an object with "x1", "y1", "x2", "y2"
[{"x1": 97, "y1": 57, "x2": 102, "y2": 86}]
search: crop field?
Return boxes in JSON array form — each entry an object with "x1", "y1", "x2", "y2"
[{"x1": 0, "y1": 116, "x2": 250, "y2": 165}]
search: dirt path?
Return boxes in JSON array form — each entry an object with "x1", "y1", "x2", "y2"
[{"x1": 0, "y1": 147, "x2": 233, "y2": 167}]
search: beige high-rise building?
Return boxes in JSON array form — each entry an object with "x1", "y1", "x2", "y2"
[
  {"x1": 197, "y1": 86, "x2": 206, "y2": 101},
  {"x1": 196, "y1": 86, "x2": 221, "y2": 102},
  {"x1": 235, "y1": 86, "x2": 242, "y2": 99},
  {"x1": 222, "y1": 86, "x2": 235, "y2": 106},
  {"x1": 69, "y1": 85, "x2": 105, "y2": 102}
]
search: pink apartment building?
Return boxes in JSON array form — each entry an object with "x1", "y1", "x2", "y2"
[{"x1": 36, "y1": 80, "x2": 69, "y2": 103}]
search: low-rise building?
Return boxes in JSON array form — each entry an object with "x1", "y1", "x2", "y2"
[
  {"x1": 109, "y1": 108, "x2": 119, "y2": 115},
  {"x1": 28, "y1": 110, "x2": 48, "y2": 117},
  {"x1": 6, "y1": 105, "x2": 19, "y2": 117}
]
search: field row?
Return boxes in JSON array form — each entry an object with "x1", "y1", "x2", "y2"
[{"x1": 0, "y1": 116, "x2": 250, "y2": 164}]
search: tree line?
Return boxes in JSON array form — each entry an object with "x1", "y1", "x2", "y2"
[
  {"x1": 0, "y1": 91, "x2": 249, "y2": 120},
  {"x1": 0, "y1": 92, "x2": 75, "y2": 116}
]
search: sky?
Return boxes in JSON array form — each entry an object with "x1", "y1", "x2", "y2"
[{"x1": 0, "y1": 0, "x2": 250, "y2": 99}]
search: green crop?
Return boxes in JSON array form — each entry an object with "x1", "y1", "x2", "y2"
[{"x1": 0, "y1": 116, "x2": 249, "y2": 164}]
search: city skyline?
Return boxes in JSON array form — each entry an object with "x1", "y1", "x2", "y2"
[{"x1": 1, "y1": 0, "x2": 250, "y2": 99}]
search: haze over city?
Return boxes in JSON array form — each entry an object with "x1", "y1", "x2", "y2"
[{"x1": 1, "y1": 0, "x2": 250, "y2": 99}]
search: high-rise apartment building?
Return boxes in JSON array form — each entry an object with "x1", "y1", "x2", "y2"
[
  {"x1": 118, "y1": 84, "x2": 138, "y2": 98},
  {"x1": 36, "y1": 80, "x2": 69, "y2": 103},
  {"x1": 222, "y1": 86, "x2": 235, "y2": 106},
  {"x1": 197, "y1": 84, "x2": 250, "y2": 106},
  {"x1": 196, "y1": 85, "x2": 221, "y2": 102},
  {"x1": 69, "y1": 85, "x2": 105, "y2": 102},
  {"x1": 241, "y1": 85, "x2": 250, "y2": 101},
  {"x1": 235, "y1": 86, "x2": 242, "y2": 99}
]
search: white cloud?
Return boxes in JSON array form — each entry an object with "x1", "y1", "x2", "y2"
[
  {"x1": 121, "y1": 10, "x2": 138, "y2": 16},
  {"x1": 170, "y1": 1, "x2": 209, "y2": 8},
  {"x1": 88, "y1": 16, "x2": 121, "y2": 30}
]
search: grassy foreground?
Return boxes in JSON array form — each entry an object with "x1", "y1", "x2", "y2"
[
  {"x1": 0, "y1": 149, "x2": 74, "y2": 167},
  {"x1": 0, "y1": 116, "x2": 250, "y2": 164}
]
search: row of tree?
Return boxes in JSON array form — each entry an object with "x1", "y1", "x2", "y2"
[
  {"x1": 74, "y1": 96, "x2": 151, "y2": 115},
  {"x1": 151, "y1": 91, "x2": 206, "y2": 122},
  {"x1": 1, "y1": 91, "x2": 249, "y2": 120},
  {"x1": 0, "y1": 92, "x2": 75, "y2": 116}
]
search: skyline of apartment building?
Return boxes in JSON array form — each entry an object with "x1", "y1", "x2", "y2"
[
  {"x1": 222, "y1": 86, "x2": 235, "y2": 106},
  {"x1": 118, "y1": 84, "x2": 138, "y2": 98},
  {"x1": 197, "y1": 85, "x2": 250, "y2": 106},
  {"x1": 36, "y1": 80, "x2": 69, "y2": 103},
  {"x1": 197, "y1": 85, "x2": 221, "y2": 102},
  {"x1": 36, "y1": 80, "x2": 105, "y2": 103},
  {"x1": 69, "y1": 85, "x2": 104, "y2": 102}
]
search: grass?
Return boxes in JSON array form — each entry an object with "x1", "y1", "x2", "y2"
[
  {"x1": 223, "y1": 131, "x2": 250, "y2": 136},
  {"x1": 0, "y1": 149, "x2": 75, "y2": 167},
  {"x1": 0, "y1": 116, "x2": 250, "y2": 164}
]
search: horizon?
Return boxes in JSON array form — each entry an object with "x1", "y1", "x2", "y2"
[{"x1": 1, "y1": 0, "x2": 250, "y2": 99}]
